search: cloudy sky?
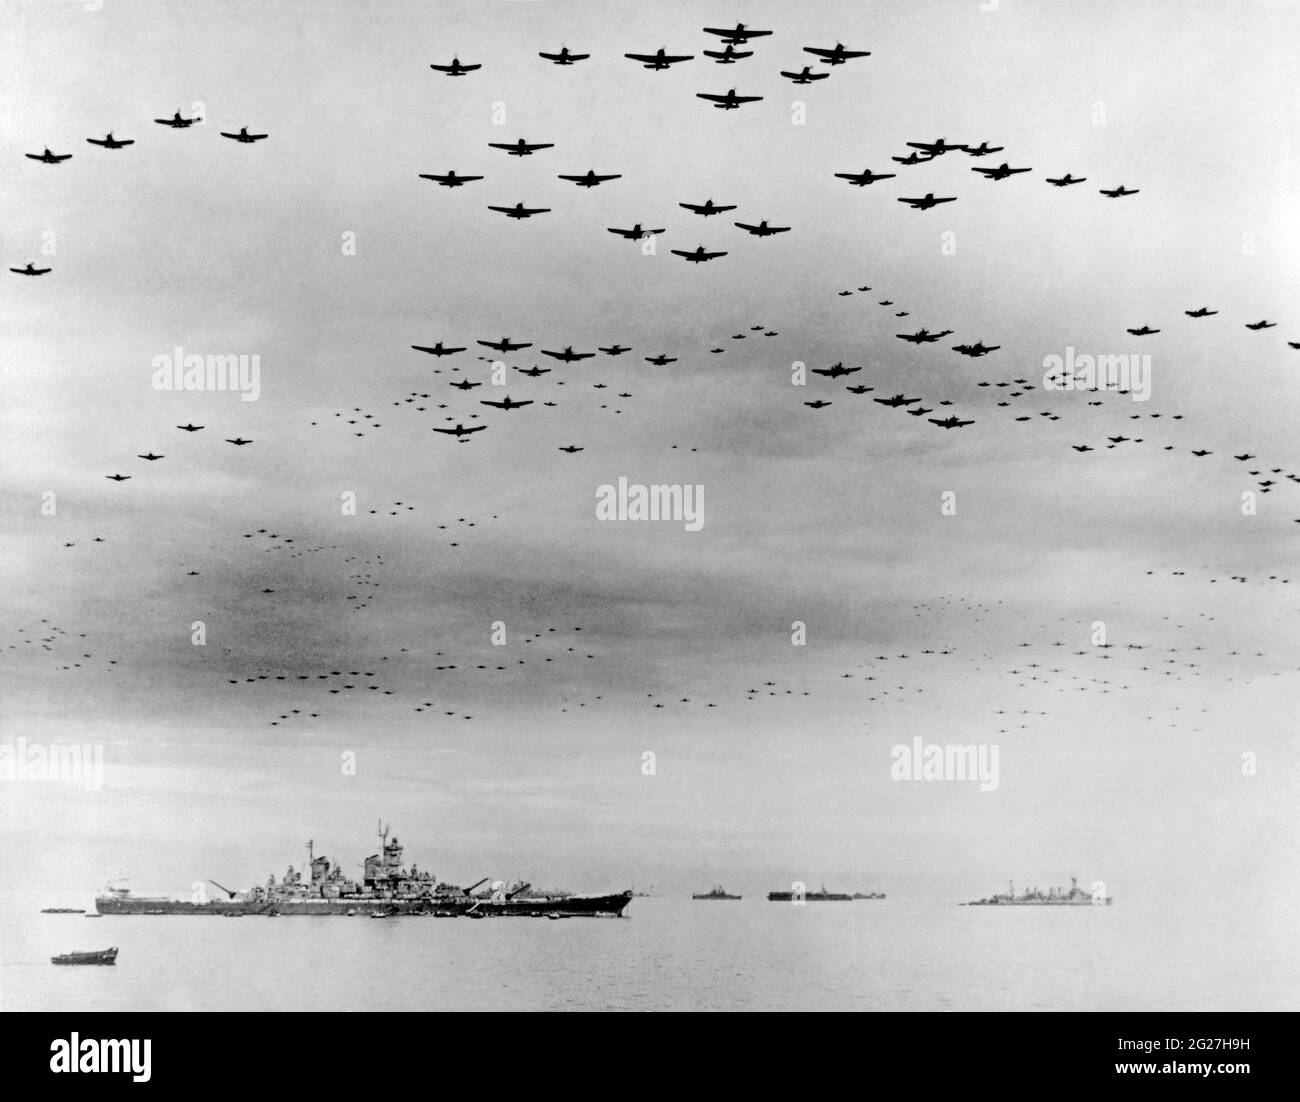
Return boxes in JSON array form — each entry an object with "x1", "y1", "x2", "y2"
[{"x1": 2, "y1": 1, "x2": 1298, "y2": 913}]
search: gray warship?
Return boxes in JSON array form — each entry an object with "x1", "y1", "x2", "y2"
[{"x1": 963, "y1": 876, "x2": 1112, "y2": 906}]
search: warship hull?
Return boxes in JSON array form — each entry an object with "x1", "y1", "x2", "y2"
[{"x1": 95, "y1": 891, "x2": 633, "y2": 917}]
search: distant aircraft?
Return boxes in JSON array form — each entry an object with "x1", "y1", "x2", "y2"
[
  {"x1": 1185, "y1": 306, "x2": 1217, "y2": 317},
  {"x1": 478, "y1": 337, "x2": 532, "y2": 352},
  {"x1": 811, "y1": 363, "x2": 860, "y2": 378},
  {"x1": 964, "y1": 142, "x2": 1003, "y2": 157},
  {"x1": 177, "y1": 423, "x2": 204, "y2": 432},
  {"x1": 1234, "y1": 454, "x2": 1256, "y2": 461},
  {"x1": 419, "y1": 171, "x2": 483, "y2": 187},
  {"x1": 9, "y1": 263, "x2": 50, "y2": 276},
  {"x1": 1107, "y1": 436, "x2": 1130, "y2": 444},
  {"x1": 433, "y1": 423, "x2": 488, "y2": 437},
  {"x1": 608, "y1": 223, "x2": 664, "y2": 240},
  {"x1": 480, "y1": 396, "x2": 534, "y2": 410},
  {"x1": 516, "y1": 365, "x2": 551, "y2": 376},
  {"x1": 1072, "y1": 445, "x2": 1094, "y2": 452},
  {"x1": 155, "y1": 111, "x2": 200, "y2": 128},
  {"x1": 804, "y1": 400, "x2": 832, "y2": 409},
  {"x1": 541, "y1": 346, "x2": 596, "y2": 362},
  {"x1": 220, "y1": 127, "x2": 267, "y2": 143},
  {"x1": 558, "y1": 445, "x2": 584, "y2": 453},
  {"x1": 873, "y1": 394, "x2": 921, "y2": 407},
  {"x1": 488, "y1": 203, "x2": 550, "y2": 219},
  {"x1": 897, "y1": 329, "x2": 953, "y2": 343},
  {"x1": 703, "y1": 45, "x2": 753, "y2": 64},
  {"x1": 488, "y1": 138, "x2": 554, "y2": 156},
  {"x1": 226, "y1": 438, "x2": 252, "y2": 446},
  {"x1": 1191, "y1": 449, "x2": 1212, "y2": 457},
  {"x1": 835, "y1": 167, "x2": 896, "y2": 186},
  {"x1": 696, "y1": 89, "x2": 763, "y2": 110},
  {"x1": 679, "y1": 199, "x2": 737, "y2": 216},
  {"x1": 430, "y1": 57, "x2": 481, "y2": 76},
  {"x1": 1099, "y1": 185, "x2": 1139, "y2": 197},
  {"x1": 671, "y1": 245, "x2": 727, "y2": 262},
  {"x1": 25, "y1": 148, "x2": 72, "y2": 163},
  {"x1": 412, "y1": 342, "x2": 466, "y2": 357},
  {"x1": 803, "y1": 43, "x2": 871, "y2": 65},
  {"x1": 704, "y1": 23, "x2": 772, "y2": 44},
  {"x1": 891, "y1": 151, "x2": 934, "y2": 166},
  {"x1": 906, "y1": 407, "x2": 933, "y2": 417},
  {"x1": 449, "y1": 378, "x2": 482, "y2": 390},
  {"x1": 929, "y1": 416, "x2": 974, "y2": 429},
  {"x1": 625, "y1": 49, "x2": 694, "y2": 70},
  {"x1": 599, "y1": 345, "x2": 631, "y2": 356},
  {"x1": 645, "y1": 354, "x2": 677, "y2": 365},
  {"x1": 539, "y1": 47, "x2": 589, "y2": 65},
  {"x1": 86, "y1": 133, "x2": 133, "y2": 149},
  {"x1": 105, "y1": 474, "x2": 131, "y2": 482},
  {"x1": 907, "y1": 138, "x2": 966, "y2": 156},
  {"x1": 952, "y1": 342, "x2": 999, "y2": 357},
  {"x1": 1045, "y1": 173, "x2": 1086, "y2": 187},
  {"x1": 734, "y1": 220, "x2": 790, "y2": 236},
  {"x1": 971, "y1": 162, "x2": 1031, "y2": 180},
  {"x1": 897, "y1": 193, "x2": 956, "y2": 210},
  {"x1": 558, "y1": 169, "x2": 621, "y2": 187},
  {"x1": 846, "y1": 385, "x2": 873, "y2": 394},
  {"x1": 1245, "y1": 320, "x2": 1276, "y2": 330},
  {"x1": 780, "y1": 67, "x2": 830, "y2": 83},
  {"x1": 138, "y1": 453, "x2": 164, "y2": 461},
  {"x1": 1126, "y1": 326, "x2": 1160, "y2": 336}
]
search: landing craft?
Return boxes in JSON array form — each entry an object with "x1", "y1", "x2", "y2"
[
  {"x1": 557, "y1": 170, "x2": 621, "y2": 187},
  {"x1": 696, "y1": 89, "x2": 763, "y2": 110},
  {"x1": 971, "y1": 162, "x2": 1031, "y2": 180},
  {"x1": 835, "y1": 167, "x2": 896, "y2": 186},
  {"x1": 608, "y1": 223, "x2": 664, "y2": 240},
  {"x1": 488, "y1": 138, "x2": 554, "y2": 156},
  {"x1": 433, "y1": 423, "x2": 487, "y2": 437},
  {"x1": 679, "y1": 199, "x2": 737, "y2": 216},
  {"x1": 671, "y1": 245, "x2": 727, "y2": 262},
  {"x1": 419, "y1": 171, "x2": 483, "y2": 187},
  {"x1": 25, "y1": 148, "x2": 72, "y2": 163},
  {"x1": 478, "y1": 337, "x2": 532, "y2": 352},
  {"x1": 155, "y1": 111, "x2": 200, "y2": 128},
  {"x1": 734, "y1": 220, "x2": 790, "y2": 236},
  {"x1": 488, "y1": 203, "x2": 550, "y2": 219},
  {"x1": 411, "y1": 342, "x2": 466, "y2": 357},
  {"x1": 1045, "y1": 173, "x2": 1086, "y2": 186},
  {"x1": 86, "y1": 133, "x2": 134, "y2": 149},
  {"x1": 625, "y1": 49, "x2": 694, "y2": 70},
  {"x1": 430, "y1": 57, "x2": 481, "y2": 76},
  {"x1": 539, "y1": 47, "x2": 589, "y2": 65},
  {"x1": 704, "y1": 23, "x2": 772, "y2": 44},
  {"x1": 480, "y1": 396, "x2": 534, "y2": 411},
  {"x1": 541, "y1": 346, "x2": 596, "y2": 362},
  {"x1": 897, "y1": 193, "x2": 956, "y2": 210},
  {"x1": 781, "y1": 67, "x2": 829, "y2": 83},
  {"x1": 803, "y1": 43, "x2": 871, "y2": 65},
  {"x1": 220, "y1": 128, "x2": 267, "y2": 143}
]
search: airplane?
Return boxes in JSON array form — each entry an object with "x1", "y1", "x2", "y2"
[
  {"x1": 891, "y1": 151, "x2": 934, "y2": 165},
  {"x1": 804, "y1": 400, "x2": 832, "y2": 409},
  {"x1": 411, "y1": 342, "x2": 466, "y2": 356},
  {"x1": 25, "y1": 148, "x2": 72, "y2": 163},
  {"x1": 645, "y1": 354, "x2": 677, "y2": 365},
  {"x1": 430, "y1": 57, "x2": 481, "y2": 76},
  {"x1": 478, "y1": 337, "x2": 532, "y2": 352},
  {"x1": 1045, "y1": 173, "x2": 1086, "y2": 187},
  {"x1": 177, "y1": 423, "x2": 204, "y2": 432},
  {"x1": 105, "y1": 474, "x2": 131, "y2": 482},
  {"x1": 1234, "y1": 454, "x2": 1256, "y2": 461},
  {"x1": 781, "y1": 67, "x2": 830, "y2": 83},
  {"x1": 734, "y1": 220, "x2": 790, "y2": 236},
  {"x1": 608, "y1": 223, "x2": 664, "y2": 239},
  {"x1": 419, "y1": 170, "x2": 483, "y2": 187},
  {"x1": 671, "y1": 245, "x2": 727, "y2": 262},
  {"x1": 516, "y1": 365, "x2": 551, "y2": 376},
  {"x1": 971, "y1": 162, "x2": 1031, "y2": 180},
  {"x1": 137, "y1": 453, "x2": 165, "y2": 461},
  {"x1": 488, "y1": 203, "x2": 550, "y2": 219},
  {"x1": 599, "y1": 345, "x2": 631, "y2": 356},
  {"x1": 155, "y1": 111, "x2": 200, "y2": 128},
  {"x1": 873, "y1": 394, "x2": 921, "y2": 407},
  {"x1": 541, "y1": 346, "x2": 596, "y2": 362},
  {"x1": 846, "y1": 385, "x2": 873, "y2": 394},
  {"x1": 1185, "y1": 307, "x2": 1217, "y2": 317},
  {"x1": 1099, "y1": 185, "x2": 1139, "y2": 197},
  {"x1": 1191, "y1": 449, "x2": 1212, "y2": 456},
  {"x1": 929, "y1": 416, "x2": 974, "y2": 428},
  {"x1": 704, "y1": 23, "x2": 772, "y2": 44},
  {"x1": 433, "y1": 423, "x2": 488, "y2": 437},
  {"x1": 964, "y1": 142, "x2": 1003, "y2": 157},
  {"x1": 907, "y1": 138, "x2": 966, "y2": 156},
  {"x1": 835, "y1": 167, "x2": 896, "y2": 186},
  {"x1": 558, "y1": 445, "x2": 584, "y2": 453},
  {"x1": 696, "y1": 89, "x2": 763, "y2": 110},
  {"x1": 1246, "y1": 320, "x2": 1276, "y2": 330},
  {"x1": 488, "y1": 138, "x2": 554, "y2": 156},
  {"x1": 1126, "y1": 326, "x2": 1160, "y2": 336},
  {"x1": 679, "y1": 199, "x2": 737, "y2": 216},
  {"x1": 624, "y1": 49, "x2": 694, "y2": 70},
  {"x1": 803, "y1": 43, "x2": 871, "y2": 65},
  {"x1": 811, "y1": 363, "x2": 861, "y2": 378},
  {"x1": 897, "y1": 193, "x2": 956, "y2": 210},
  {"x1": 86, "y1": 133, "x2": 134, "y2": 149},
  {"x1": 1107, "y1": 436, "x2": 1130, "y2": 444},
  {"x1": 10, "y1": 263, "x2": 50, "y2": 276},
  {"x1": 906, "y1": 407, "x2": 933, "y2": 417},
  {"x1": 539, "y1": 47, "x2": 589, "y2": 65},
  {"x1": 480, "y1": 396, "x2": 534, "y2": 410},
  {"x1": 220, "y1": 127, "x2": 268, "y2": 143},
  {"x1": 897, "y1": 329, "x2": 953, "y2": 343},
  {"x1": 1072, "y1": 445, "x2": 1094, "y2": 452},
  {"x1": 449, "y1": 378, "x2": 482, "y2": 390},
  {"x1": 952, "y1": 342, "x2": 1000, "y2": 357},
  {"x1": 703, "y1": 45, "x2": 753, "y2": 63},
  {"x1": 558, "y1": 170, "x2": 621, "y2": 187},
  {"x1": 226, "y1": 438, "x2": 252, "y2": 446}
]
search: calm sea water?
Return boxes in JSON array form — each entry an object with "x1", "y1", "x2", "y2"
[{"x1": 2, "y1": 894, "x2": 1293, "y2": 1011}]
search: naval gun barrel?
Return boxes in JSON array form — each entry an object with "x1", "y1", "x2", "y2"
[{"x1": 463, "y1": 877, "x2": 490, "y2": 896}]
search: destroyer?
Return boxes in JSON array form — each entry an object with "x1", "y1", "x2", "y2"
[
  {"x1": 692, "y1": 885, "x2": 741, "y2": 900},
  {"x1": 962, "y1": 876, "x2": 1112, "y2": 906},
  {"x1": 95, "y1": 822, "x2": 631, "y2": 918}
]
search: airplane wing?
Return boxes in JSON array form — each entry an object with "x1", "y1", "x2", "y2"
[
  {"x1": 697, "y1": 94, "x2": 728, "y2": 103},
  {"x1": 521, "y1": 142, "x2": 554, "y2": 151},
  {"x1": 487, "y1": 206, "x2": 514, "y2": 214},
  {"x1": 662, "y1": 54, "x2": 694, "y2": 63},
  {"x1": 735, "y1": 222, "x2": 758, "y2": 231},
  {"x1": 803, "y1": 47, "x2": 838, "y2": 58},
  {"x1": 624, "y1": 53, "x2": 656, "y2": 62},
  {"x1": 480, "y1": 400, "x2": 509, "y2": 408}
]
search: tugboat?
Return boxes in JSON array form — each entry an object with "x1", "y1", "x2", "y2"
[
  {"x1": 52, "y1": 947, "x2": 118, "y2": 965},
  {"x1": 692, "y1": 885, "x2": 741, "y2": 900},
  {"x1": 962, "y1": 876, "x2": 1112, "y2": 906}
]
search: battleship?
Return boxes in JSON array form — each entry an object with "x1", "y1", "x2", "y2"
[
  {"x1": 94, "y1": 822, "x2": 632, "y2": 918},
  {"x1": 692, "y1": 885, "x2": 741, "y2": 900},
  {"x1": 962, "y1": 877, "x2": 1112, "y2": 906},
  {"x1": 767, "y1": 885, "x2": 853, "y2": 902}
]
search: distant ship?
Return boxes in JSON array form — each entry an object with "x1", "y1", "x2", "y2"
[
  {"x1": 692, "y1": 885, "x2": 741, "y2": 900},
  {"x1": 851, "y1": 891, "x2": 886, "y2": 900},
  {"x1": 52, "y1": 947, "x2": 117, "y2": 966},
  {"x1": 767, "y1": 885, "x2": 853, "y2": 902},
  {"x1": 963, "y1": 877, "x2": 1112, "y2": 906},
  {"x1": 40, "y1": 907, "x2": 86, "y2": 914},
  {"x1": 94, "y1": 821, "x2": 632, "y2": 918}
]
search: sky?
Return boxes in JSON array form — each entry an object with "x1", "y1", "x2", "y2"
[{"x1": 1, "y1": 0, "x2": 1298, "y2": 920}]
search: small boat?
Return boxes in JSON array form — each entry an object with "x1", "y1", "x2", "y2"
[
  {"x1": 41, "y1": 908, "x2": 86, "y2": 914},
  {"x1": 84, "y1": 914, "x2": 103, "y2": 918},
  {"x1": 369, "y1": 911, "x2": 390, "y2": 919},
  {"x1": 52, "y1": 946, "x2": 118, "y2": 966}
]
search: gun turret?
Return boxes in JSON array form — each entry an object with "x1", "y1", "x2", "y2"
[{"x1": 464, "y1": 877, "x2": 490, "y2": 896}]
